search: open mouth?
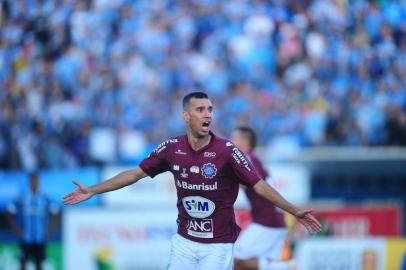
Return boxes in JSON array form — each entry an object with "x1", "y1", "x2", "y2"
[{"x1": 201, "y1": 121, "x2": 211, "y2": 132}]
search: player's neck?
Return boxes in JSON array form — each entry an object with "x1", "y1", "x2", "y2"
[{"x1": 187, "y1": 132, "x2": 211, "y2": 151}]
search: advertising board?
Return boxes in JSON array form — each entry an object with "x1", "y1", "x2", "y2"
[
  {"x1": 313, "y1": 205, "x2": 402, "y2": 237},
  {"x1": 296, "y1": 238, "x2": 387, "y2": 270},
  {"x1": 265, "y1": 163, "x2": 310, "y2": 205},
  {"x1": 64, "y1": 208, "x2": 177, "y2": 270},
  {"x1": 101, "y1": 166, "x2": 177, "y2": 208}
]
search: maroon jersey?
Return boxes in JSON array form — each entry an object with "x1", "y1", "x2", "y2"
[
  {"x1": 140, "y1": 132, "x2": 261, "y2": 243},
  {"x1": 245, "y1": 152, "x2": 286, "y2": 228}
]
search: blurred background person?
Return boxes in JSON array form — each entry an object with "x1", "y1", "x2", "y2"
[
  {"x1": 0, "y1": 0, "x2": 405, "y2": 171},
  {"x1": 7, "y1": 172, "x2": 59, "y2": 270},
  {"x1": 232, "y1": 126, "x2": 293, "y2": 270}
]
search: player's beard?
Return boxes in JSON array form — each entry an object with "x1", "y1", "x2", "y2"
[{"x1": 189, "y1": 124, "x2": 209, "y2": 139}]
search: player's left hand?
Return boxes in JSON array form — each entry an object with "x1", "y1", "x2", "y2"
[{"x1": 294, "y1": 209, "x2": 322, "y2": 234}]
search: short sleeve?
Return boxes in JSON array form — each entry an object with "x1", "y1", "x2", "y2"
[
  {"x1": 226, "y1": 143, "x2": 261, "y2": 187},
  {"x1": 139, "y1": 139, "x2": 174, "y2": 178}
]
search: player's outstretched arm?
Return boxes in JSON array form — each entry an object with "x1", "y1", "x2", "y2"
[
  {"x1": 253, "y1": 179, "x2": 322, "y2": 234},
  {"x1": 63, "y1": 167, "x2": 147, "y2": 205}
]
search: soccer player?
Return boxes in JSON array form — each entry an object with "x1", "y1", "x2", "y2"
[
  {"x1": 232, "y1": 126, "x2": 293, "y2": 270},
  {"x1": 63, "y1": 92, "x2": 321, "y2": 270},
  {"x1": 8, "y1": 172, "x2": 59, "y2": 270}
]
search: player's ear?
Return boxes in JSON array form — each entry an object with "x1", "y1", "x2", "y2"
[{"x1": 182, "y1": 111, "x2": 190, "y2": 122}]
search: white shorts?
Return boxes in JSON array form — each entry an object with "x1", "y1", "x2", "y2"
[
  {"x1": 234, "y1": 223, "x2": 288, "y2": 260},
  {"x1": 167, "y1": 234, "x2": 234, "y2": 270}
]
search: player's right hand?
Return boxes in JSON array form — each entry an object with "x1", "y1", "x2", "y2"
[
  {"x1": 63, "y1": 180, "x2": 93, "y2": 204},
  {"x1": 295, "y1": 209, "x2": 323, "y2": 234}
]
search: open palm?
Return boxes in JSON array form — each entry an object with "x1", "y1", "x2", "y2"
[
  {"x1": 295, "y1": 209, "x2": 322, "y2": 234},
  {"x1": 63, "y1": 180, "x2": 94, "y2": 205}
]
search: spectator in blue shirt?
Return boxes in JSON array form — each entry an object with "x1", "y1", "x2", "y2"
[{"x1": 7, "y1": 172, "x2": 59, "y2": 270}]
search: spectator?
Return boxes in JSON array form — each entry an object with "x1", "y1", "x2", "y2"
[{"x1": 0, "y1": 0, "x2": 405, "y2": 169}]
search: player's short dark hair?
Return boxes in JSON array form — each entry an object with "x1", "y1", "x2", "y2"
[
  {"x1": 182, "y1": 92, "x2": 209, "y2": 110},
  {"x1": 235, "y1": 126, "x2": 257, "y2": 149}
]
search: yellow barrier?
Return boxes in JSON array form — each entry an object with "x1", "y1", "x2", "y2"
[{"x1": 386, "y1": 238, "x2": 406, "y2": 270}]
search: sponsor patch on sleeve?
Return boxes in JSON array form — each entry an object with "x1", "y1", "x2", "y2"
[
  {"x1": 153, "y1": 139, "x2": 178, "y2": 154},
  {"x1": 231, "y1": 147, "x2": 252, "y2": 172}
]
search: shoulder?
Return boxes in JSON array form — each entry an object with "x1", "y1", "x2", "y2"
[
  {"x1": 220, "y1": 140, "x2": 255, "y2": 170},
  {"x1": 152, "y1": 136, "x2": 183, "y2": 155},
  {"x1": 212, "y1": 135, "x2": 235, "y2": 153},
  {"x1": 214, "y1": 138, "x2": 242, "y2": 159}
]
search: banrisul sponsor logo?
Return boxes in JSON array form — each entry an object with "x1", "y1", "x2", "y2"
[
  {"x1": 176, "y1": 180, "x2": 218, "y2": 191},
  {"x1": 182, "y1": 196, "x2": 215, "y2": 218}
]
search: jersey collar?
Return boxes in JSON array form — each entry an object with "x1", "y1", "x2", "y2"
[{"x1": 184, "y1": 131, "x2": 217, "y2": 153}]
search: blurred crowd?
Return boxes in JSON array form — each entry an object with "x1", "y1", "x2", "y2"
[{"x1": 1, "y1": 0, "x2": 406, "y2": 170}]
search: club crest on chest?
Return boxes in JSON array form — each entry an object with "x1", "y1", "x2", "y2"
[{"x1": 201, "y1": 163, "x2": 217, "y2": 179}]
